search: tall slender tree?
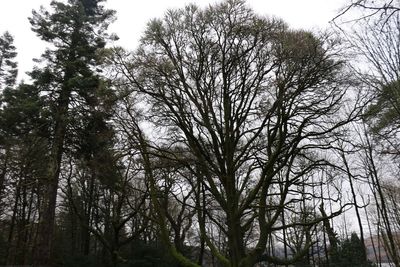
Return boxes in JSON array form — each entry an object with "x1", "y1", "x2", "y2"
[
  {"x1": 28, "y1": 0, "x2": 115, "y2": 264},
  {"x1": 0, "y1": 31, "x2": 18, "y2": 215}
]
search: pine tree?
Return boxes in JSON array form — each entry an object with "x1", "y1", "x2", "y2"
[
  {"x1": 28, "y1": 0, "x2": 115, "y2": 264},
  {"x1": 0, "y1": 31, "x2": 18, "y2": 90},
  {"x1": 0, "y1": 31, "x2": 17, "y2": 217},
  {"x1": 0, "y1": 83, "x2": 49, "y2": 264},
  {"x1": 0, "y1": 32, "x2": 19, "y2": 263},
  {"x1": 328, "y1": 233, "x2": 376, "y2": 267}
]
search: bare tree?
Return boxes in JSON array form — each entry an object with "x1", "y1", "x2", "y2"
[
  {"x1": 109, "y1": 1, "x2": 362, "y2": 266},
  {"x1": 357, "y1": 128, "x2": 400, "y2": 266},
  {"x1": 334, "y1": 0, "x2": 400, "y2": 25}
]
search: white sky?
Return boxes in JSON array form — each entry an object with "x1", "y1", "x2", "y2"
[{"x1": 0, "y1": 0, "x2": 347, "y2": 81}]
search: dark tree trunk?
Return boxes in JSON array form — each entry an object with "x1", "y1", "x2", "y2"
[{"x1": 33, "y1": 84, "x2": 71, "y2": 265}]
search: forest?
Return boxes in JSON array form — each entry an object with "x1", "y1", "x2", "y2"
[{"x1": 0, "y1": 0, "x2": 400, "y2": 266}]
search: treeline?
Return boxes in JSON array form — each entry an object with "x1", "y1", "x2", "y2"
[{"x1": 0, "y1": 0, "x2": 399, "y2": 267}]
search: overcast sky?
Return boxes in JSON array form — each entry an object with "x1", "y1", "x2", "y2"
[{"x1": 0, "y1": 0, "x2": 346, "y2": 81}]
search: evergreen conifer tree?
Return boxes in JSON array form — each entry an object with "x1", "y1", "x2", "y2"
[
  {"x1": 0, "y1": 31, "x2": 18, "y2": 90},
  {"x1": 328, "y1": 233, "x2": 375, "y2": 267},
  {"x1": 28, "y1": 0, "x2": 115, "y2": 264}
]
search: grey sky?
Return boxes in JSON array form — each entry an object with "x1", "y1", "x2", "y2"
[{"x1": 0, "y1": 0, "x2": 346, "y2": 81}]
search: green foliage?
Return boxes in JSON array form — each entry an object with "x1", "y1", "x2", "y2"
[
  {"x1": 363, "y1": 79, "x2": 400, "y2": 156},
  {"x1": 0, "y1": 31, "x2": 18, "y2": 89},
  {"x1": 0, "y1": 83, "x2": 48, "y2": 138},
  {"x1": 27, "y1": 0, "x2": 118, "y2": 158},
  {"x1": 62, "y1": 255, "x2": 103, "y2": 267},
  {"x1": 124, "y1": 241, "x2": 181, "y2": 267},
  {"x1": 328, "y1": 233, "x2": 376, "y2": 267},
  {"x1": 0, "y1": 82, "x2": 50, "y2": 181},
  {"x1": 28, "y1": 0, "x2": 116, "y2": 97},
  {"x1": 364, "y1": 79, "x2": 400, "y2": 134},
  {"x1": 25, "y1": 0, "x2": 118, "y2": 265},
  {"x1": 58, "y1": 241, "x2": 181, "y2": 267}
]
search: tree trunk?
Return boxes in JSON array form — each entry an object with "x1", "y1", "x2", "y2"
[
  {"x1": 6, "y1": 178, "x2": 20, "y2": 265},
  {"x1": 33, "y1": 84, "x2": 71, "y2": 265}
]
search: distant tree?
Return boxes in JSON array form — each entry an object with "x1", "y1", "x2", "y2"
[
  {"x1": 328, "y1": 233, "x2": 376, "y2": 267},
  {"x1": 0, "y1": 31, "x2": 17, "y2": 90}
]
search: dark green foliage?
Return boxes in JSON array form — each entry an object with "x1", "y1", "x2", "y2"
[
  {"x1": 27, "y1": 0, "x2": 117, "y2": 158},
  {"x1": 0, "y1": 83, "x2": 50, "y2": 264},
  {"x1": 364, "y1": 80, "x2": 400, "y2": 134},
  {"x1": 54, "y1": 238, "x2": 181, "y2": 267},
  {"x1": 0, "y1": 31, "x2": 18, "y2": 89},
  {"x1": 27, "y1": 0, "x2": 117, "y2": 265},
  {"x1": 328, "y1": 233, "x2": 376, "y2": 267},
  {"x1": 0, "y1": 83, "x2": 48, "y2": 138},
  {"x1": 70, "y1": 83, "x2": 120, "y2": 187},
  {"x1": 60, "y1": 249, "x2": 180, "y2": 267},
  {"x1": 28, "y1": 0, "x2": 116, "y2": 97},
  {"x1": 124, "y1": 241, "x2": 181, "y2": 267},
  {"x1": 62, "y1": 255, "x2": 103, "y2": 267}
]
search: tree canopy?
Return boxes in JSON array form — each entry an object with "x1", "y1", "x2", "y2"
[{"x1": 1, "y1": 0, "x2": 399, "y2": 267}]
